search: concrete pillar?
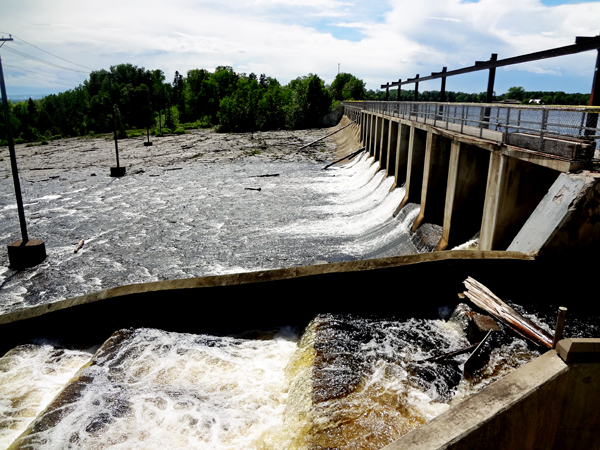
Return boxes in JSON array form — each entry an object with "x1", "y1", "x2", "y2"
[
  {"x1": 435, "y1": 142, "x2": 490, "y2": 251},
  {"x1": 368, "y1": 114, "x2": 375, "y2": 156},
  {"x1": 360, "y1": 111, "x2": 366, "y2": 146},
  {"x1": 392, "y1": 123, "x2": 411, "y2": 191},
  {"x1": 411, "y1": 132, "x2": 452, "y2": 232},
  {"x1": 480, "y1": 151, "x2": 560, "y2": 250},
  {"x1": 378, "y1": 117, "x2": 390, "y2": 172},
  {"x1": 373, "y1": 115, "x2": 382, "y2": 160},
  {"x1": 394, "y1": 126, "x2": 427, "y2": 216},
  {"x1": 387, "y1": 121, "x2": 399, "y2": 178}
]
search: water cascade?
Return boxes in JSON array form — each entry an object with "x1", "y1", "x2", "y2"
[{"x1": 1, "y1": 307, "x2": 544, "y2": 450}]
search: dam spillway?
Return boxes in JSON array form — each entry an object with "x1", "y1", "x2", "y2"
[
  {"x1": 2, "y1": 106, "x2": 600, "y2": 449},
  {"x1": 0, "y1": 128, "x2": 423, "y2": 314}
]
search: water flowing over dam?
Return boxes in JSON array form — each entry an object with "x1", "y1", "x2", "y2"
[
  {"x1": 0, "y1": 129, "x2": 423, "y2": 315},
  {"x1": 1, "y1": 311, "x2": 545, "y2": 450},
  {"x1": 2, "y1": 110, "x2": 600, "y2": 449}
]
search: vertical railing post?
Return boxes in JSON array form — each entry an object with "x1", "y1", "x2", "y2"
[
  {"x1": 540, "y1": 108, "x2": 549, "y2": 153},
  {"x1": 504, "y1": 107, "x2": 511, "y2": 144},
  {"x1": 397, "y1": 79, "x2": 402, "y2": 102},
  {"x1": 414, "y1": 74, "x2": 420, "y2": 102},
  {"x1": 482, "y1": 53, "x2": 498, "y2": 131}
]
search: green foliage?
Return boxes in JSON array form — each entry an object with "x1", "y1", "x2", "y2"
[
  {"x1": 5, "y1": 62, "x2": 591, "y2": 146},
  {"x1": 216, "y1": 73, "x2": 331, "y2": 132},
  {"x1": 505, "y1": 86, "x2": 526, "y2": 101},
  {"x1": 330, "y1": 73, "x2": 366, "y2": 101}
]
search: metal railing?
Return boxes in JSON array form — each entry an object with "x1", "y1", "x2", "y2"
[{"x1": 345, "y1": 101, "x2": 599, "y2": 160}]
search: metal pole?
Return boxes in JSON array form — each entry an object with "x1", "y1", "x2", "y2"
[
  {"x1": 486, "y1": 54, "x2": 498, "y2": 103},
  {"x1": 440, "y1": 67, "x2": 447, "y2": 102},
  {"x1": 397, "y1": 79, "x2": 401, "y2": 102},
  {"x1": 0, "y1": 54, "x2": 28, "y2": 244},
  {"x1": 107, "y1": 73, "x2": 120, "y2": 168},
  {"x1": 414, "y1": 74, "x2": 420, "y2": 102},
  {"x1": 552, "y1": 306, "x2": 568, "y2": 349},
  {"x1": 585, "y1": 48, "x2": 599, "y2": 136},
  {"x1": 385, "y1": 82, "x2": 389, "y2": 101}
]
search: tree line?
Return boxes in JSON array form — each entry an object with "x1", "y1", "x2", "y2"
[
  {"x1": 367, "y1": 85, "x2": 590, "y2": 105},
  {"x1": 1, "y1": 64, "x2": 353, "y2": 145},
  {"x1": 0, "y1": 64, "x2": 590, "y2": 146}
]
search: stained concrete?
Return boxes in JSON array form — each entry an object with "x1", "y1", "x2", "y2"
[
  {"x1": 383, "y1": 339, "x2": 600, "y2": 450},
  {"x1": 508, "y1": 171, "x2": 600, "y2": 258},
  {"x1": 0, "y1": 251, "x2": 536, "y2": 355}
]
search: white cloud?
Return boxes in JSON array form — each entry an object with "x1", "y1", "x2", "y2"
[
  {"x1": 1, "y1": 0, "x2": 599, "y2": 95},
  {"x1": 427, "y1": 17, "x2": 461, "y2": 22}
]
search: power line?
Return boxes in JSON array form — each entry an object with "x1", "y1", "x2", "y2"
[
  {"x1": 4, "y1": 63, "x2": 84, "y2": 84},
  {"x1": 3, "y1": 69, "x2": 80, "y2": 88},
  {"x1": 0, "y1": 32, "x2": 94, "y2": 71},
  {"x1": 3, "y1": 46, "x2": 90, "y2": 74}
]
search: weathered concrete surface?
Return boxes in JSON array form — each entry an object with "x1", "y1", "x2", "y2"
[
  {"x1": 436, "y1": 142, "x2": 489, "y2": 251},
  {"x1": 508, "y1": 171, "x2": 600, "y2": 258},
  {"x1": 480, "y1": 151, "x2": 560, "y2": 250},
  {"x1": 396, "y1": 127, "x2": 427, "y2": 213},
  {"x1": 317, "y1": 104, "x2": 344, "y2": 127},
  {"x1": 0, "y1": 251, "x2": 535, "y2": 355},
  {"x1": 557, "y1": 338, "x2": 600, "y2": 363},
  {"x1": 382, "y1": 350, "x2": 568, "y2": 450},
  {"x1": 506, "y1": 132, "x2": 595, "y2": 160},
  {"x1": 383, "y1": 339, "x2": 600, "y2": 450},
  {"x1": 412, "y1": 132, "x2": 452, "y2": 232}
]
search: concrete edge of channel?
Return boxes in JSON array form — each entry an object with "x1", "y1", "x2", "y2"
[
  {"x1": 382, "y1": 339, "x2": 600, "y2": 450},
  {"x1": 0, "y1": 250, "x2": 532, "y2": 326}
]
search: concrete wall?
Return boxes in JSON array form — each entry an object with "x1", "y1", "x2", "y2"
[
  {"x1": 1, "y1": 251, "x2": 539, "y2": 356},
  {"x1": 437, "y1": 142, "x2": 489, "y2": 250},
  {"x1": 382, "y1": 339, "x2": 600, "y2": 450},
  {"x1": 508, "y1": 171, "x2": 600, "y2": 258},
  {"x1": 352, "y1": 109, "x2": 583, "y2": 253}
]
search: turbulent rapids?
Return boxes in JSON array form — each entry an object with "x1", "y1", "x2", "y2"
[
  {"x1": 3, "y1": 124, "x2": 598, "y2": 449},
  {"x1": 0, "y1": 310, "x2": 543, "y2": 450}
]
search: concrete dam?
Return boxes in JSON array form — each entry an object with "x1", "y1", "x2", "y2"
[{"x1": 1, "y1": 99, "x2": 600, "y2": 449}]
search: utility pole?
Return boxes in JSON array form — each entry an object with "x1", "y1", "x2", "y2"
[
  {"x1": 338, "y1": 63, "x2": 340, "y2": 75},
  {"x1": 107, "y1": 73, "x2": 125, "y2": 176},
  {"x1": 0, "y1": 35, "x2": 46, "y2": 268}
]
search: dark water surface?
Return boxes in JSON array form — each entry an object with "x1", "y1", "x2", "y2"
[{"x1": 0, "y1": 153, "x2": 416, "y2": 314}]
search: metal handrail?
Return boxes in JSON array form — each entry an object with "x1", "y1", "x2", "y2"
[{"x1": 344, "y1": 101, "x2": 599, "y2": 160}]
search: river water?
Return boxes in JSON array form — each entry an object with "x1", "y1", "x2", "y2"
[
  {"x1": 0, "y1": 152, "x2": 419, "y2": 315},
  {"x1": 2, "y1": 312, "x2": 545, "y2": 450},
  {"x1": 0, "y1": 134, "x2": 592, "y2": 449}
]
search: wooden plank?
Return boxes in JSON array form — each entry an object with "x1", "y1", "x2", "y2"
[{"x1": 463, "y1": 277, "x2": 553, "y2": 348}]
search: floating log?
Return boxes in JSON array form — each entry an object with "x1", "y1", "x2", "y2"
[
  {"x1": 298, "y1": 120, "x2": 356, "y2": 151},
  {"x1": 251, "y1": 173, "x2": 280, "y2": 178},
  {"x1": 74, "y1": 239, "x2": 85, "y2": 253},
  {"x1": 423, "y1": 341, "x2": 480, "y2": 363},
  {"x1": 244, "y1": 187, "x2": 261, "y2": 192},
  {"x1": 464, "y1": 330, "x2": 494, "y2": 378},
  {"x1": 323, "y1": 147, "x2": 366, "y2": 170},
  {"x1": 463, "y1": 277, "x2": 553, "y2": 348}
]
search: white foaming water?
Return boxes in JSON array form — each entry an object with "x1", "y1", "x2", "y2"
[
  {"x1": 10, "y1": 329, "x2": 298, "y2": 450},
  {"x1": 275, "y1": 155, "x2": 404, "y2": 240},
  {"x1": 2, "y1": 315, "x2": 544, "y2": 450},
  {"x1": 341, "y1": 189, "x2": 416, "y2": 256},
  {"x1": 0, "y1": 345, "x2": 94, "y2": 449}
]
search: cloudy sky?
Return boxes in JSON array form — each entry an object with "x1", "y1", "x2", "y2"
[{"x1": 1, "y1": 0, "x2": 599, "y2": 98}]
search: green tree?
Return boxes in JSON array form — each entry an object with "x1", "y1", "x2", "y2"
[
  {"x1": 506, "y1": 86, "x2": 526, "y2": 101},
  {"x1": 330, "y1": 73, "x2": 366, "y2": 101}
]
